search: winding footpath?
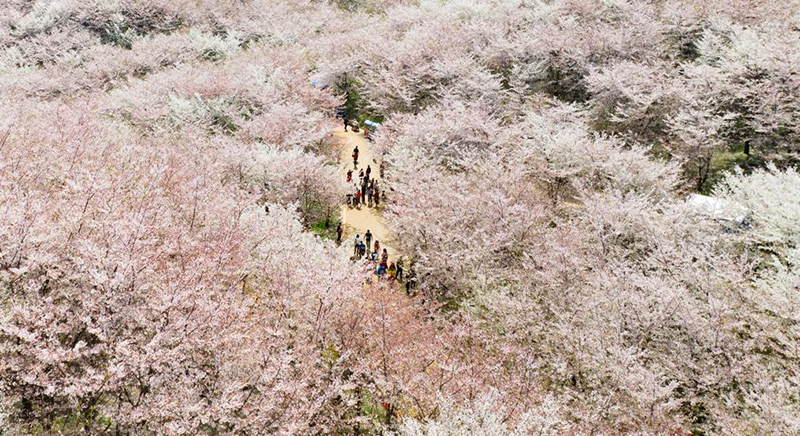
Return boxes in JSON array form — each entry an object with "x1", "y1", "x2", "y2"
[{"x1": 333, "y1": 127, "x2": 398, "y2": 264}]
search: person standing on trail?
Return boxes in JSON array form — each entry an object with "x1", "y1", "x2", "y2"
[
  {"x1": 336, "y1": 222, "x2": 342, "y2": 244},
  {"x1": 346, "y1": 170, "x2": 352, "y2": 183},
  {"x1": 355, "y1": 189, "x2": 361, "y2": 209},
  {"x1": 366, "y1": 165, "x2": 371, "y2": 178},
  {"x1": 371, "y1": 250, "x2": 378, "y2": 262},
  {"x1": 374, "y1": 240, "x2": 380, "y2": 254},
  {"x1": 353, "y1": 234, "x2": 361, "y2": 257},
  {"x1": 343, "y1": 117, "x2": 349, "y2": 132},
  {"x1": 396, "y1": 262, "x2": 403, "y2": 281},
  {"x1": 405, "y1": 274, "x2": 416, "y2": 295},
  {"x1": 373, "y1": 189, "x2": 380, "y2": 207},
  {"x1": 381, "y1": 248, "x2": 389, "y2": 264},
  {"x1": 365, "y1": 230, "x2": 372, "y2": 252},
  {"x1": 353, "y1": 146, "x2": 359, "y2": 163},
  {"x1": 361, "y1": 180, "x2": 367, "y2": 201},
  {"x1": 367, "y1": 185, "x2": 373, "y2": 207}
]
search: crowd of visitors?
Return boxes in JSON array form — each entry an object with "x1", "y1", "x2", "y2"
[
  {"x1": 339, "y1": 134, "x2": 415, "y2": 290},
  {"x1": 351, "y1": 231, "x2": 406, "y2": 281},
  {"x1": 346, "y1": 148, "x2": 384, "y2": 210}
]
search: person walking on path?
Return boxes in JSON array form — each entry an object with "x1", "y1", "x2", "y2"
[
  {"x1": 373, "y1": 189, "x2": 379, "y2": 207},
  {"x1": 405, "y1": 274, "x2": 416, "y2": 295},
  {"x1": 353, "y1": 146, "x2": 359, "y2": 166},
  {"x1": 355, "y1": 189, "x2": 362, "y2": 209},
  {"x1": 388, "y1": 262, "x2": 397, "y2": 280},
  {"x1": 336, "y1": 222, "x2": 342, "y2": 244},
  {"x1": 366, "y1": 165, "x2": 371, "y2": 178},
  {"x1": 381, "y1": 248, "x2": 389, "y2": 265},
  {"x1": 374, "y1": 240, "x2": 380, "y2": 254},
  {"x1": 353, "y1": 234, "x2": 361, "y2": 258},
  {"x1": 343, "y1": 117, "x2": 349, "y2": 132},
  {"x1": 367, "y1": 185, "x2": 373, "y2": 207},
  {"x1": 365, "y1": 230, "x2": 372, "y2": 252},
  {"x1": 346, "y1": 169, "x2": 352, "y2": 183},
  {"x1": 361, "y1": 181, "x2": 367, "y2": 201},
  {"x1": 395, "y1": 257, "x2": 404, "y2": 281},
  {"x1": 396, "y1": 262, "x2": 403, "y2": 281}
]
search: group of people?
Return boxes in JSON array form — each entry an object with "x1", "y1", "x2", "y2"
[
  {"x1": 347, "y1": 168, "x2": 381, "y2": 209},
  {"x1": 339, "y1": 140, "x2": 411, "y2": 285},
  {"x1": 346, "y1": 147, "x2": 383, "y2": 209},
  {"x1": 353, "y1": 230, "x2": 404, "y2": 280}
]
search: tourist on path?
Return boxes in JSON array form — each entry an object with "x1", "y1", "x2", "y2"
[
  {"x1": 336, "y1": 222, "x2": 342, "y2": 244},
  {"x1": 367, "y1": 185, "x2": 373, "y2": 207},
  {"x1": 366, "y1": 165, "x2": 371, "y2": 178},
  {"x1": 373, "y1": 189, "x2": 379, "y2": 207},
  {"x1": 361, "y1": 181, "x2": 367, "y2": 200},
  {"x1": 346, "y1": 170, "x2": 352, "y2": 183},
  {"x1": 388, "y1": 262, "x2": 397, "y2": 280},
  {"x1": 353, "y1": 234, "x2": 361, "y2": 257},
  {"x1": 353, "y1": 146, "x2": 359, "y2": 165},
  {"x1": 343, "y1": 117, "x2": 349, "y2": 132},
  {"x1": 365, "y1": 230, "x2": 372, "y2": 251},
  {"x1": 381, "y1": 249, "x2": 388, "y2": 264},
  {"x1": 374, "y1": 240, "x2": 380, "y2": 254},
  {"x1": 396, "y1": 262, "x2": 403, "y2": 281},
  {"x1": 405, "y1": 275, "x2": 416, "y2": 295}
]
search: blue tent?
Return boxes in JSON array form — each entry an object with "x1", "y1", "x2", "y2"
[{"x1": 364, "y1": 120, "x2": 380, "y2": 128}]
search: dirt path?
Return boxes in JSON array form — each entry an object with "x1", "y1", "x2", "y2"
[{"x1": 333, "y1": 127, "x2": 397, "y2": 263}]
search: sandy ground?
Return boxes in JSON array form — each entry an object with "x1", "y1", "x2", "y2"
[{"x1": 333, "y1": 127, "x2": 398, "y2": 263}]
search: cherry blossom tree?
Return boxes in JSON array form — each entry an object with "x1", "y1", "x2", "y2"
[{"x1": 3, "y1": 0, "x2": 800, "y2": 433}]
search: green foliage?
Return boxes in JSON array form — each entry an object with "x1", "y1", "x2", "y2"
[
  {"x1": 334, "y1": 75, "x2": 384, "y2": 126},
  {"x1": 704, "y1": 147, "x2": 749, "y2": 193},
  {"x1": 310, "y1": 217, "x2": 335, "y2": 237}
]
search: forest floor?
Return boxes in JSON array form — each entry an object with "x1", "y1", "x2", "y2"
[{"x1": 333, "y1": 127, "x2": 399, "y2": 264}]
